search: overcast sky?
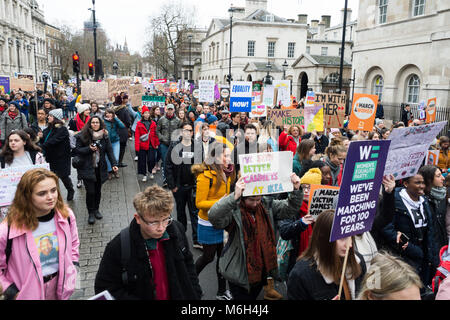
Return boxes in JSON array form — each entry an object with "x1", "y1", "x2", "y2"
[{"x1": 38, "y1": 0, "x2": 359, "y2": 55}]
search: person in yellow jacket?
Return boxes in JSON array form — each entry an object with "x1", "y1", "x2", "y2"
[
  {"x1": 192, "y1": 142, "x2": 236, "y2": 300},
  {"x1": 437, "y1": 136, "x2": 449, "y2": 172}
]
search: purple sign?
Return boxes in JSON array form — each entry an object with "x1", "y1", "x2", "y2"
[
  {"x1": 0, "y1": 76, "x2": 10, "y2": 94},
  {"x1": 214, "y1": 84, "x2": 220, "y2": 100},
  {"x1": 330, "y1": 140, "x2": 391, "y2": 242}
]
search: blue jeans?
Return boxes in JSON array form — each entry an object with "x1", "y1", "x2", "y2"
[
  {"x1": 159, "y1": 143, "x2": 169, "y2": 179},
  {"x1": 106, "y1": 140, "x2": 120, "y2": 172}
]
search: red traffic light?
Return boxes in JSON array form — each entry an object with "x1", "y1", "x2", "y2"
[
  {"x1": 72, "y1": 54, "x2": 79, "y2": 61},
  {"x1": 88, "y1": 62, "x2": 94, "y2": 68}
]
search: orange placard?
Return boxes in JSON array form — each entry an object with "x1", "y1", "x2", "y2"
[
  {"x1": 308, "y1": 185, "x2": 340, "y2": 221},
  {"x1": 348, "y1": 93, "x2": 378, "y2": 132},
  {"x1": 426, "y1": 97, "x2": 436, "y2": 123}
]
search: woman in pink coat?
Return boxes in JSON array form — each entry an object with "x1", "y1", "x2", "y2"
[{"x1": 0, "y1": 168, "x2": 79, "y2": 300}]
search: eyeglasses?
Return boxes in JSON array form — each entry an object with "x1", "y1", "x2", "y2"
[
  {"x1": 183, "y1": 129, "x2": 193, "y2": 132},
  {"x1": 301, "y1": 184, "x2": 311, "y2": 191},
  {"x1": 139, "y1": 215, "x2": 173, "y2": 228}
]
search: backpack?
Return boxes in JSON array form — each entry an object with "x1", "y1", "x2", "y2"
[
  {"x1": 4, "y1": 217, "x2": 71, "y2": 266},
  {"x1": 119, "y1": 221, "x2": 188, "y2": 286},
  {"x1": 432, "y1": 245, "x2": 450, "y2": 294}
]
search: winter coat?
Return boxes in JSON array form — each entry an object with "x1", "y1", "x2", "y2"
[
  {"x1": 165, "y1": 139, "x2": 197, "y2": 190},
  {"x1": 0, "y1": 208, "x2": 80, "y2": 300},
  {"x1": 94, "y1": 219, "x2": 202, "y2": 300},
  {"x1": 382, "y1": 188, "x2": 440, "y2": 281},
  {"x1": 287, "y1": 252, "x2": 366, "y2": 300},
  {"x1": 41, "y1": 124, "x2": 72, "y2": 177},
  {"x1": 279, "y1": 132, "x2": 297, "y2": 154},
  {"x1": 424, "y1": 193, "x2": 448, "y2": 250},
  {"x1": 134, "y1": 120, "x2": 159, "y2": 152},
  {"x1": 438, "y1": 150, "x2": 449, "y2": 171},
  {"x1": 293, "y1": 154, "x2": 304, "y2": 177},
  {"x1": 301, "y1": 133, "x2": 329, "y2": 155},
  {"x1": 103, "y1": 116, "x2": 125, "y2": 144},
  {"x1": 127, "y1": 105, "x2": 141, "y2": 132},
  {"x1": 114, "y1": 105, "x2": 132, "y2": 143},
  {"x1": 73, "y1": 132, "x2": 117, "y2": 183},
  {"x1": 208, "y1": 189, "x2": 303, "y2": 291},
  {"x1": 0, "y1": 111, "x2": 27, "y2": 141},
  {"x1": 156, "y1": 115, "x2": 181, "y2": 146}
]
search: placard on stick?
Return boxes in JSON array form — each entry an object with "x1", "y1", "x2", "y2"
[
  {"x1": 267, "y1": 108, "x2": 304, "y2": 127},
  {"x1": 81, "y1": 81, "x2": 109, "y2": 103},
  {"x1": 308, "y1": 185, "x2": 340, "y2": 221},
  {"x1": 315, "y1": 92, "x2": 346, "y2": 128}
]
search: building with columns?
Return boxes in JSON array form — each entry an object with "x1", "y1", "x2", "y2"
[
  {"x1": 0, "y1": 0, "x2": 37, "y2": 79},
  {"x1": 352, "y1": 0, "x2": 450, "y2": 119},
  {"x1": 45, "y1": 23, "x2": 62, "y2": 81}
]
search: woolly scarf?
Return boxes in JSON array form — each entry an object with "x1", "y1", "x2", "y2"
[
  {"x1": 76, "y1": 113, "x2": 90, "y2": 131},
  {"x1": 223, "y1": 164, "x2": 234, "y2": 178},
  {"x1": 325, "y1": 157, "x2": 340, "y2": 186},
  {"x1": 399, "y1": 188, "x2": 427, "y2": 228},
  {"x1": 430, "y1": 186, "x2": 447, "y2": 201},
  {"x1": 239, "y1": 200, "x2": 277, "y2": 284},
  {"x1": 8, "y1": 111, "x2": 18, "y2": 120},
  {"x1": 92, "y1": 130, "x2": 104, "y2": 168}
]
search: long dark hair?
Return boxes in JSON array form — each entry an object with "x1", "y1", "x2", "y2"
[
  {"x1": 418, "y1": 165, "x2": 440, "y2": 194},
  {"x1": 1, "y1": 130, "x2": 42, "y2": 165},
  {"x1": 78, "y1": 115, "x2": 106, "y2": 145}
]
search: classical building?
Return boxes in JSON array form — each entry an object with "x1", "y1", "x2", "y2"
[
  {"x1": 352, "y1": 0, "x2": 450, "y2": 118},
  {"x1": 30, "y1": 0, "x2": 47, "y2": 82},
  {"x1": 180, "y1": 28, "x2": 207, "y2": 82},
  {"x1": 0, "y1": 0, "x2": 36, "y2": 79},
  {"x1": 199, "y1": 0, "x2": 307, "y2": 85},
  {"x1": 45, "y1": 23, "x2": 62, "y2": 81}
]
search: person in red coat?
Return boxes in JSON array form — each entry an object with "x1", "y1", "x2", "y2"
[
  {"x1": 279, "y1": 125, "x2": 303, "y2": 155},
  {"x1": 135, "y1": 106, "x2": 160, "y2": 182}
]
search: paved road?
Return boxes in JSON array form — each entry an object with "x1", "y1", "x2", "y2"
[{"x1": 67, "y1": 140, "x2": 286, "y2": 300}]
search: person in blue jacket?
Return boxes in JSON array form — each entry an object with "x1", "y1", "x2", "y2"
[
  {"x1": 103, "y1": 108, "x2": 125, "y2": 179},
  {"x1": 382, "y1": 173, "x2": 439, "y2": 290}
]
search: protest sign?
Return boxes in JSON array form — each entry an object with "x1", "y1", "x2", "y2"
[
  {"x1": 315, "y1": 92, "x2": 346, "y2": 128},
  {"x1": 384, "y1": 121, "x2": 447, "y2": 179},
  {"x1": 199, "y1": 80, "x2": 215, "y2": 102},
  {"x1": 0, "y1": 163, "x2": 50, "y2": 207},
  {"x1": 142, "y1": 95, "x2": 165, "y2": 108},
  {"x1": 250, "y1": 104, "x2": 267, "y2": 118},
  {"x1": 220, "y1": 88, "x2": 230, "y2": 100},
  {"x1": 0, "y1": 76, "x2": 10, "y2": 94},
  {"x1": 88, "y1": 290, "x2": 115, "y2": 300},
  {"x1": 304, "y1": 104, "x2": 324, "y2": 132},
  {"x1": 230, "y1": 81, "x2": 252, "y2": 112},
  {"x1": 426, "y1": 97, "x2": 437, "y2": 123},
  {"x1": 107, "y1": 78, "x2": 130, "y2": 98},
  {"x1": 239, "y1": 151, "x2": 293, "y2": 197},
  {"x1": 426, "y1": 150, "x2": 440, "y2": 166},
  {"x1": 273, "y1": 80, "x2": 291, "y2": 108},
  {"x1": 128, "y1": 84, "x2": 144, "y2": 107},
  {"x1": 81, "y1": 81, "x2": 109, "y2": 103},
  {"x1": 305, "y1": 91, "x2": 315, "y2": 107},
  {"x1": 308, "y1": 185, "x2": 340, "y2": 221},
  {"x1": 214, "y1": 84, "x2": 221, "y2": 101},
  {"x1": 348, "y1": 94, "x2": 378, "y2": 131},
  {"x1": 169, "y1": 82, "x2": 178, "y2": 93},
  {"x1": 262, "y1": 85, "x2": 275, "y2": 107},
  {"x1": 10, "y1": 77, "x2": 35, "y2": 91},
  {"x1": 267, "y1": 108, "x2": 304, "y2": 127},
  {"x1": 252, "y1": 81, "x2": 263, "y2": 105},
  {"x1": 192, "y1": 89, "x2": 200, "y2": 100},
  {"x1": 330, "y1": 140, "x2": 390, "y2": 242}
]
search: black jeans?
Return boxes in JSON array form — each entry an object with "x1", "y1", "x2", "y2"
[
  {"x1": 83, "y1": 168, "x2": 103, "y2": 213},
  {"x1": 137, "y1": 149, "x2": 156, "y2": 175},
  {"x1": 59, "y1": 175, "x2": 74, "y2": 192},
  {"x1": 195, "y1": 243, "x2": 227, "y2": 294},
  {"x1": 229, "y1": 281, "x2": 265, "y2": 300},
  {"x1": 173, "y1": 185, "x2": 198, "y2": 242}
]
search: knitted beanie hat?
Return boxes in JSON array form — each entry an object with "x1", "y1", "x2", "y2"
[
  {"x1": 49, "y1": 108, "x2": 64, "y2": 121},
  {"x1": 299, "y1": 168, "x2": 322, "y2": 185}
]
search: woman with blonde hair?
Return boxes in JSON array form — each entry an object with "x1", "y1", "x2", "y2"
[
  {"x1": 324, "y1": 144, "x2": 347, "y2": 186},
  {"x1": 0, "y1": 168, "x2": 79, "y2": 300},
  {"x1": 358, "y1": 252, "x2": 422, "y2": 300}
]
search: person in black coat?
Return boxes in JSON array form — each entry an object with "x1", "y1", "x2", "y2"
[
  {"x1": 113, "y1": 95, "x2": 132, "y2": 167},
  {"x1": 94, "y1": 185, "x2": 202, "y2": 300},
  {"x1": 287, "y1": 210, "x2": 366, "y2": 300},
  {"x1": 41, "y1": 109, "x2": 75, "y2": 201},
  {"x1": 73, "y1": 115, "x2": 118, "y2": 224}
]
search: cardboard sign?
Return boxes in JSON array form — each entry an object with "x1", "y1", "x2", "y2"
[
  {"x1": 308, "y1": 185, "x2": 340, "y2": 221},
  {"x1": 250, "y1": 104, "x2": 267, "y2": 118},
  {"x1": 426, "y1": 97, "x2": 437, "y2": 123},
  {"x1": 81, "y1": 81, "x2": 109, "y2": 103},
  {"x1": 10, "y1": 77, "x2": 35, "y2": 91},
  {"x1": 304, "y1": 104, "x2": 324, "y2": 132},
  {"x1": 0, "y1": 163, "x2": 50, "y2": 207},
  {"x1": 315, "y1": 92, "x2": 346, "y2": 128},
  {"x1": 107, "y1": 78, "x2": 130, "y2": 98},
  {"x1": 239, "y1": 151, "x2": 293, "y2": 197},
  {"x1": 426, "y1": 150, "x2": 440, "y2": 166},
  {"x1": 252, "y1": 81, "x2": 263, "y2": 105},
  {"x1": 330, "y1": 140, "x2": 390, "y2": 242},
  {"x1": 199, "y1": 80, "x2": 215, "y2": 102},
  {"x1": 267, "y1": 108, "x2": 304, "y2": 127},
  {"x1": 0, "y1": 76, "x2": 10, "y2": 94},
  {"x1": 348, "y1": 94, "x2": 378, "y2": 132},
  {"x1": 273, "y1": 80, "x2": 291, "y2": 107},
  {"x1": 230, "y1": 81, "x2": 252, "y2": 112},
  {"x1": 142, "y1": 95, "x2": 165, "y2": 108},
  {"x1": 384, "y1": 121, "x2": 447, "y2": 179},
  {"x1": 262, "y1": 85, "x2": 275, "y2": 107}
]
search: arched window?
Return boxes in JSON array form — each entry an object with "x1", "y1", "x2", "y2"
[
  {"x1": 373, "y1": 75, "x2": 383, "y2": 101},
  {"x1": 407, "y1": 74, "x2": 420, "y2": 103}
]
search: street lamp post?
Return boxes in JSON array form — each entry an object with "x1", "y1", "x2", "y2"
[
  {"x1": 282, "y1": 59, "x2": 288, "y2": 80},
  {"x1": 89, "y1": 0, "x2": 99, "y2": 81},
  {"x1": 227, "y1": 6, "x2": 235, "y2": 85},
  {"x1": 264, "y1": 60, "x2": 272, "y2": 85},
  {"x1": 338, "y1": 0, "x2": 348, "y2": 94},
  {"x1": 187, "y1": 34, "x2": 193, "y2": 82}
]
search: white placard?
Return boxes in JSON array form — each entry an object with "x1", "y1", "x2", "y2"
[{"x1": 199, "y1": 80, "x2": 215, "y2": 102}]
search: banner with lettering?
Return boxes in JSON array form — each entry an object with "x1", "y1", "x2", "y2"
[
  {"x1": 0, "y1": 76, "x2": 10, "y2": 94},
  {"x1": 273, "y1": 80, "x2": 291, "y2": 108},
  {"x1": 230, "y1": 81, "x2": 252, "y2": 112},
  {"x1": 348, "y1": 94, "x2": 378, "y2": 132},
  {"x1": 199, "y1": 80, "x2": 215, "y2": 102},
  {"x1": 304, "y1": 104, "x2": 324, "y2": 132},
  {"x1": 267, "y1": 108, "x2": 304, "y2": 127},
  {"x1": 308, "y1": 185, "x2": 340, "y2": 221},
  {"x1": 239, "y1": 151, "x2": 293, "y2": 197},
  {"x1": 315, "y1": 92, "x2": 346, "y2": 128},
  {"x1": 81, "y1": 81, "x2": 109, "y2": 103}
]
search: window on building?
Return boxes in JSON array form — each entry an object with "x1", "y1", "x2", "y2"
[
  {"x1": 373, "y1": 75, "x2": 384, "y2": 101},
  {"x1": 248, "y1": 40, "x2": 255, "y2": 57},
  {"x1": 225, "y1": 43, "x2": 228, "y2": 58},
  {"x1": 287, "y1": 42, "x2": 295, "y2": 58},
  {"x1": 407, "y1": 74, "x2": 420, "y2": 103},
  {"x1": 321, "y1": 47, "x2": 328, "y2": 56},
  {"x1": 379, "y1": 0, "x2": 388, "y2": 24},
  {"x1": 327, "y1": 73, "x2": 339, "y2": 83},
  {"x1": 306, "y1": 46, "x2": 310, "y2": 54},
  {"x1": 334, "y1": 32, "x2": 338, "y2": 39},
  {"x1": 413, "y1": 0, "x2": 425, "y2": 16},
  {"x1": 268, "y1": 41, "x2": 275, "y2": 57}
]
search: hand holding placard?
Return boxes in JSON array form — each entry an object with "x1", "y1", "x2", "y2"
[{"x1": 234, "y1": 176, "x2": 246, "y2": 200}]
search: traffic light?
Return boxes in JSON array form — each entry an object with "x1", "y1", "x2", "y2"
[
  {"x1": 72, "y1": 53, "x2": 80, "y2": 74},
  {"x1": 88, "y1": 62, "x2": 94, "y2": 76},
  {"x1": 226, "y1": 74, "x2": 233, "y2": 83}
]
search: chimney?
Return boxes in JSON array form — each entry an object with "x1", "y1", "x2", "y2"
[
  {"x1": 311, "y1": 19, "x2": 319, "y2": 29},
  {"x1": 318, "y1": 22, "x2": 325, "y2": 38},
  {"x1": 341, "y1": 8, "x2": 352, "y2": 25},
  {"x1": 321, "y1": 15, "x2": 331, "y2": 29},
  {"x1": 297, "y1": 14, "x2": 307, "y2": 24}
]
